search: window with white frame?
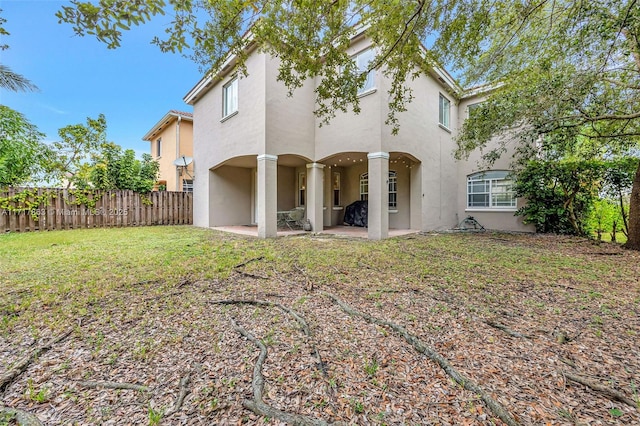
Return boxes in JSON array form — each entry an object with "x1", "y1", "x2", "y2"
[
  {"x1": 388, "y1": 171, "x2": 397, "y2": 209},
  {"x1": 360, "y1": 172, "x2": 369, "y2": 201},
  {"x1": 156, "y1": 138, "x2": 162, "y2": 157},
  {"x1": 467, "y1": 171, "x2": 516, "y2": 209},
  {"x1": 466, "y1": 102, "x2": 482, "y2": 119},
  {"x1": 359, "y1": 171, "x2": 397, "y2": 208},
  {"x1": 222, "y1": 77, "x2": 238, "y2": 117},
  {"x1": 354, "y1": 48, "x2": 375, "y2": 94},
  {"x1": 298, "y1": 173, "x2": 306, "y2": 206},
  {"x1": 439, "y1": 94, "x2": 450, "y2": 128},
  {"x1": 182, "y1": 179, "x2": 193, "y2": 192},
  {"x1": 332, "y1": 172, "x2": 341, "y2": 206}
]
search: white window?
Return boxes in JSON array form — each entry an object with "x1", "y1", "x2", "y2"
[
  {"x1": 360, "y1": 172, "x2": 369, "y2": 201},
  {"x1": 332, "y1": 172, "x2": 341, "y2": 206},
  {"x1": 156, "y1": 138, "x2": 162, "y2": 157},
  {"x1": 359, "y1": 171, "x2": 397, "y2": 208},
  {"x1": 466, "y1": 102, "x2": 482, "y2": 119},
  {"x1": 354, "y1": 48, "x2": 375, "y2": 94},
  {"x1": 298, "y1": 173, "x2": 306, "y2": 206},
  {"x1": 182, "y1": 179, "x2": 193, "y2": 192},
  {"x1": 439, "y1": 94, "x2": 450, "y2": 128},
  {"x1": 223, "y1": 77, "x2": 238, "y2": 117},
  {"x1": 467, "y1": 171, "x2": 516, "y2": 209},
  {"x1": 388, "y1": 171, "x2": 397, "y2": 209}
]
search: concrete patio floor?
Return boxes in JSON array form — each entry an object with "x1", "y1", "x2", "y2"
[{"x1": 211, "y1": 225, "x2": 419, "y2": 239}]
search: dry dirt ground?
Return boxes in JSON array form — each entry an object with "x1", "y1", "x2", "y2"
[{"x1": 1, "y1": 230, "x2": 639, "y2": 425}]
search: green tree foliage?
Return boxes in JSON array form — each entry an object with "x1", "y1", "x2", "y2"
[
  {"x1": 0, "y1": 105, "x2": 50, "y2": 186},
  {"x1": 56, "y1": 0, "x2": 640, "y2": 248},
  {"x1": 602, "y1": 157, "x2": 638, "y2": 236},
  {"x1": 516, "y1": 158, "x2": 638, "y2": 236},
  {"x1": 515, "y1": 160, "x2": 603, "y2": 235},
  {"x1": 49, "y1": 114, "x2": 108, "y2": 188},
  {"x1": 90, "y1": 142, "x2": 159, "y2": 193},
  {"x1": 588, "y1": 198, "x2": 626, "y2": 241},
  {"x1": 447, "y1": 1, "x2": 640, "y2": 248},
  {"x1": 56, "y1": 0, "x2": 470, "y2": 132}
]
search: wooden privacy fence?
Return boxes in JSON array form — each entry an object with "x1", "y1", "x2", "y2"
[{"x1": 1, "y1": 188, "x2": 193, "y2": 233}]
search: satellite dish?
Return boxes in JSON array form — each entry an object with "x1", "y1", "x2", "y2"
[{"x1": 173, "y1": 156, "x2": 193, "y2": 167}]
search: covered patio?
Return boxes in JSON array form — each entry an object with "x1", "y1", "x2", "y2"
[{"x1": 212, "y1": 225, "x2": 419, "y2": 239}]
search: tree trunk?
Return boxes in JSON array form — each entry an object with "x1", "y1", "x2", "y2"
[
  {"x1": 623, "y1": 162, "x2": 640, "y2": 250},
  {"x1": 618, "y1": 190, "x2": 629, "y2": 237}
]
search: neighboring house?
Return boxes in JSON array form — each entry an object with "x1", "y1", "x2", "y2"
[
  {"x1": 183, "y1": 32, "x2": 534, "y2": 239},
  {"x1": 142, "y1": 110, "x2": 194, "y2": 192}
]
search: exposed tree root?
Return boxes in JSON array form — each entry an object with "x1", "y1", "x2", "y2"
[
  {"x1": 234, "y1": 256, "x2": 265, "y2": 269},
  {"x1": 0, "y1": 406, "x2": 43, "y2": 426},
  {"x1": 229, "y1": 317, "x2": 344, "y2": 426},
  {"x1": 164, "y1": 373, "x2": 191, "y2": 417},
  {"x1": 324, "y1": 292, "x2": 521, "y2": 426},
  {"x1": 234, "y1": 270, "x2": 269, "y2": 280},
  {"x1": 176, "y1": 275, "x2": 194, "y2": 288},
  {"x1": 293, "y1": 263, "x2": 313, "y2": 291},
  {"x1": 77, "y1": 381, "x2": 149, "y2": 392},
  {"x1": 234, "y1": 256, "x2": 268, "y2": 279},
  {"x1": 0, "y1": 328, "x2": 73, "y2": 393},
  {"x1": 485, "y1": 320, "x2": 532, "y2": 339},
  {"x1": 210, "y1": 299, "x2": 329, "y2": 382},
  {"x1": 563, "y1": 371, "x2": 638, "y2": 409}
]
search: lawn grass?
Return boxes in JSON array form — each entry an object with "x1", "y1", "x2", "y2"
[
  {"x1": 1, "y1": 226, "x2": 639, "y2": 425},
  {"x1": 0, "y1": 226, "x2": 636, "y2": 337},
  {"x1": 593, "y1": 231, "x2": 628, "y2": 243}
]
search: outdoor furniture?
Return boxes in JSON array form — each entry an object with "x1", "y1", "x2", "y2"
[
  {"x1": 343, "y1": 200, "x2": 368, "y2": 227},
  {"x1": 284, "y1": 208, "x2": 304, "y2": 229},
  {"x1": 277, "y1": 211, "x2": 289, "y2": 227}
]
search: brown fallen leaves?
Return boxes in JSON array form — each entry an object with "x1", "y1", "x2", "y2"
[{"x1": 1, "y1": 232, "x2": 639, "y2": 425}]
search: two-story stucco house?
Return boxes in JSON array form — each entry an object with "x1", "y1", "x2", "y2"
[
  {"x1": 143, "y1": 110, "x2": 194, "y2": 192},
  {"x1": 183, "y1": 32, "x2": 533, "y2": 239}
]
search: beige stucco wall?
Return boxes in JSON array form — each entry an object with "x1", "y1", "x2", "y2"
[
  {"x1": 378, "y1": 65, "x2": 460, "y2": 231},
  {"x1": 189, "y1": 35, "x2": 532, "y2": 235},
  {"x1": 208, "y1": 165, "x2": 252, "y2": 226},
  {"x1": 277, "y1": 166, "x2": 296, "y2": 211},
  {"x1": 195, "y1": 52, "x2": 267, "y2": 170},
  {"x1": 456, "y1": 95, "x2": 535, "y2": 232},
  {"x1": 265, "y1": 56, "x2": 316, "y2": 158},
  {"x1": 149, "y1": 118, "x2": 194, "y2": 192},
  {"x1": 192, "y1": 51, "x2": 268, "y2": 228},
  {"x1": 315, "y1": 38, "x2": 383, "y2": 159}
]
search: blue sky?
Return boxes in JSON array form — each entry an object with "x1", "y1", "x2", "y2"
[{"x1": 0, "y1": 0, "x2": 202, "y2": 157}]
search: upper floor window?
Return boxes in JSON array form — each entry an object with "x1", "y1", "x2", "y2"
[
  {"x1": 466, "y1": 102, "x2": 482, "y2": 119},
  {"x1": 439, "y1": 94, "x2": 450, "y2": 128},
  {"x1": 467, "y1": 171, "x2": 516, "y2": 209},
  {"x1": 156, "y1": 138, "x2": 162, "y2": 157},
  {"x1": 359, "y1": 171, "x2": 397, "y2": 208},
  {"x1": 354, "y1": 48, "x2": 375, "y2": 94},
  {"x1": 223, "y1": 77, "x2": 238, "y2": 118}
]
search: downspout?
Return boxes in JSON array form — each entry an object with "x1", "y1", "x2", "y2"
[{"x1": 176, "y1": 115, "x2": 181, "y2": 191}]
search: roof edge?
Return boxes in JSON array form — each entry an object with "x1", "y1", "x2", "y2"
[{"x1": 142, "y1": 110, "x2": 193, "y2": 141}]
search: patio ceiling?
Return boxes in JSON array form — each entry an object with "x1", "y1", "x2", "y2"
[
  {"x1": 214, "y1": 152, "x2": 420, "y2": 169},
  {"x1": 322, "y1": 152, "x2": 420, "y2": 167}
]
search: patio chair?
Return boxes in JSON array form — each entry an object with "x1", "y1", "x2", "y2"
[{"x1": 285, "y1": 208, "x2": 304, "y2": 229}]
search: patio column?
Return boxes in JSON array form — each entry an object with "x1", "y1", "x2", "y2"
[
  {"x1": 257, "y1": 154, "x2": 278, "y2": 238},
  {"x1": 306, "y1": 162, "x2": 325, "y2": 232},
  {"x1": 367, "y1": 152, "x2": 389, "y2": 240}
]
